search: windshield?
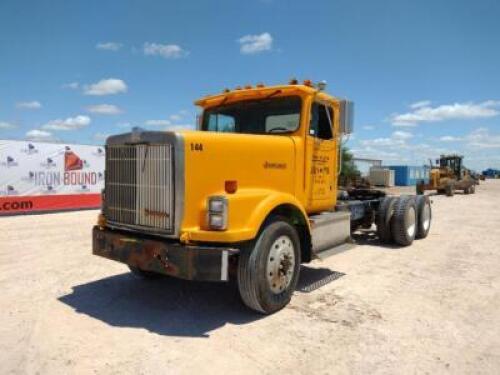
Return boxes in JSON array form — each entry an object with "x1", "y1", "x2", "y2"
[{"x1": 201, "y1": 96, "x2": 301, "y2": 134}]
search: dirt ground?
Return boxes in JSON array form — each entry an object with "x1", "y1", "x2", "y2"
[{"x1": 1, "y1": 180, "x2": 500, "y2": 375}]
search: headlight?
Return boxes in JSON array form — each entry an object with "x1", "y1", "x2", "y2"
[
  {"x1": 208, "y1": 198, "x2": 225, "y2": 213},
  {"x1": 207, "y1": 196, "x2": 228, "y2": 230}
]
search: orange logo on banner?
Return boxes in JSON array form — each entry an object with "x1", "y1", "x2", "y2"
[{"x1": 64, "y1": 151, "x2": 83, "y2": 171}]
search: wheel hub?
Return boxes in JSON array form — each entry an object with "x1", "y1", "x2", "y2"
[
  {"x1": 422, "y1": 203, "x2": 431, "y2": 231},
  {"x1": 406, "y1": 206, "x2": 416, "y2": 237},
  {"x1": 266, "y1": 235, "x2": 295, "y2": 294}
]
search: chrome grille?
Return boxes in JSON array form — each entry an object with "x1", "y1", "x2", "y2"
[{"x1": 105, "y1": 144, "x2": 174, "y2": 233}]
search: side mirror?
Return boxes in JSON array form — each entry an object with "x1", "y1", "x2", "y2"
[{"x1": 339, "y1": 100, "x2": 354, "y2": 135}]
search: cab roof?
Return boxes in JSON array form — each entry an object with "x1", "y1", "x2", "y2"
[{"x1": 194, "y1": 84, "x2": 339, "y2": 109}]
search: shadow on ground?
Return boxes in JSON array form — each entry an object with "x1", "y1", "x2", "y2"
[
  {"x1": 59, "y1": 265, "x2": 345, "y2": 337},
  {"x1": 352, "y1": 229, "x2": 400, "y2": 249}
]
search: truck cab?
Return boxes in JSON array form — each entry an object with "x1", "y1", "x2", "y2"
[{"x1": 93, "y1": 80, "x2": 431, "y2": 314}]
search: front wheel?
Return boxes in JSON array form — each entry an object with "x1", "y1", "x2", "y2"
[{"x1": 237, "y1": 218, "x2": 301, "y2": 314}]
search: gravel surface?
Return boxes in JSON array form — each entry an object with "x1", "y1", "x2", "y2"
[{"x1": 1, "y1": 180, "x2": 499, "y2": 374}]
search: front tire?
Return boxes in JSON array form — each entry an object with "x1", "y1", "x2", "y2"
[{"x1": 237, "y1": 218, "x2": 301, "y2": 314}]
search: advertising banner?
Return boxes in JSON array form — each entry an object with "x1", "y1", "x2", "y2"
[{"x1": 0, "y1": 140, "x2": 105, "y2": 215}]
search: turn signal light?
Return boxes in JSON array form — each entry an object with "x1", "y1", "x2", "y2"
[
  {"x1": 303, "y1": 79, "x2": 313, "y2": 87},
  {"x1": 244, "y1": 84, "x2": 252, "y2": 89},
  {"x1": 225, "y1": 180, "x2": 238, "y2": 194},
  {"x1": 256, "y1": 83, "x2": 265, "y2": 88},
  {"x1": 289, "y1": 78, "x2": 298, "y2": 85}
]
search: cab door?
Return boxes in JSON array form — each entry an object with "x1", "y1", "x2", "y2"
[{"x1": 306, "y1": 102, "x2": 337, "y2": 212}]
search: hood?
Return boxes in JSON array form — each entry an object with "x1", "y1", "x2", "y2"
[{"x1": 179, "y1": 130, "x2": 296, "y2": 227}]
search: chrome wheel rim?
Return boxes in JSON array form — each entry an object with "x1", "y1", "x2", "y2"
[
  {"x1": 406, "y1": 206, "x2": 416, "y2": 237},
  {"x1": 266, "y1": 235, "x2": 295, "y2": 294},
  {"x1": 422, "y1": 203, "x2": 431, "y2": 231}
]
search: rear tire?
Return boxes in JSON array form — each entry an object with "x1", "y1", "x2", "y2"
[
  {"x1": 376, "y1": 196, "x2": 397, "y2": 244},
  {"x1": 415, "y1": 195, "x2": 431, "y2": 239},
  {"x1": 464, "y1": 186, "x2": 470, "y2": 194},
  {"x1": 128, "y1": 265, "x2": 161, "y2": 279},
  {"x1": 391, "y1": 195, "x2": 417, "y2": 246},
  {"x1": 237, "y1": 218, "x2": 301, "y2": 314},
  {"x1": 470, "y1": 185, "x2": 476, "y2": 194}
]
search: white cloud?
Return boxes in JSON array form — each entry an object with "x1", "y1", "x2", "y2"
[
  {"x1": 42, "y1": 115, "x2": 91, "y2": 131},
  {"x1": 466, "y1": 127, "x2": 500, "y2": 149},
  {"x1": 86, "y1": 104, "x2": 123, "y2": 115},
  {"x1": 440, "y1": 135, "x2": 462, "y2": 142},
  {"x1": 169, "y1": 114, "x2": 182, "y2": 122},
  {"x1": 392, "y1": 130, "x2": 413, "y2": 140},
  {"x1": 26, "y1": 129, "x2": 55, "y2": 141},
  {"x1": 83, "y1": 78, "x2": 128, "y2": 96},
  {"x1": 391, "y1": 100, "x2": 500, "y2": 126},
  {"x1": 0, "y1": 121, "x2": 16, "y2": 129},
  {"x1": 409, "y1": 100, "x2": 431, "y2": 109},
  {"x1": 16, "y1": 101, "x2": 42, "y2": 109},
  {"x1": 143, "y1": 43, "x2": 188, "y2": 59},
  {"x1": 362, "y1": 125, "x2": 375, "y2": 130},
  {"x1": 238, "y1": 32, "x2": 273, "y2": 54},
  {"x1": 62, "y1": 82, "x2": 79, "y2": 90},
  {"x1": 96, "y1": 42, "x2": 122, "y2": 51},
  {"x1": 145, "y1": 119, "x2": 171, "y2": 126},
  {"x1": 361, "y1": 137, "x2": 405, "y2": 147}
]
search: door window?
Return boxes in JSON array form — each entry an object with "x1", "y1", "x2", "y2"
[{"x1": 310, "y1": 103, "x2": 334, "y2": 140}]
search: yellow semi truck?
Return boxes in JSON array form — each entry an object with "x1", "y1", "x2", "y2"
[{"x1": 93, "y1": 80, "x2": 432, "y2": 314}]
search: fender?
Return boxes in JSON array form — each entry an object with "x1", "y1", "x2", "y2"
[{"x1": 182, "y1": 189, "x2": 311, "y2": 243}]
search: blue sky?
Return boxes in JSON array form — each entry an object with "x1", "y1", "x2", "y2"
[{"x1": 0, "y1": 0, "x2": 499, "y2": 170}]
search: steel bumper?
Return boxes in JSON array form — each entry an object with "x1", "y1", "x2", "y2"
[{"x1": 92, "y1": 226, "x2": 238, "y2": 281}]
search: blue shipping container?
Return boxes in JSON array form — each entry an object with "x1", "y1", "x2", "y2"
[{"x1": 388, "y1": 165, "x2": 430, "y2": 186}]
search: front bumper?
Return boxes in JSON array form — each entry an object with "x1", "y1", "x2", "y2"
[{"x1": 92, "y1": 226, "x2": 238, "y2": 281}]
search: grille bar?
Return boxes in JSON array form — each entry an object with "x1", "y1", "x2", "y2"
[{"x1": 105, "y1": 144, "x2": 174, "y2": 233}]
